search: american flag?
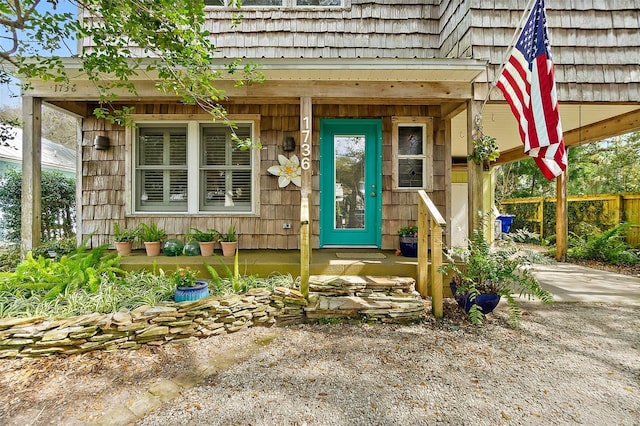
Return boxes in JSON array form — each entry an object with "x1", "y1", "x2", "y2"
[{"x1": 496, "y1": 0, "x2": 567, "y2": 180}]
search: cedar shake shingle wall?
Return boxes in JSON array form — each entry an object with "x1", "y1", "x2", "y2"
[
  {"x1": 470, "y1": 0, "x2": 640, "y2": 102},
  {"x1": 80, "y1": 103, "x2": 444, "y2": 250},
  {"x1": 80, "y1": 1, "x2": 639, "y2": 102},
  {"x1": 439, "y1": 0, "x2": 472, "y2": 58},
  {"x1": 206, "y1": 1, "x2": 442, "y2": 60}
]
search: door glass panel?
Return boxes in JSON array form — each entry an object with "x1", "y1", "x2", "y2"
[{"x1": 334, "y1": 135, "x2": 365, "y2": 229}]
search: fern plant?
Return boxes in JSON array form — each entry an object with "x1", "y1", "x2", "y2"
[
  {"x1": 0, "y1": 244, "x2": 123, "y2": 301},
  {"x1": 568, "y1": 223, "x2": 639, "y2": 265},
  {"x1": 439, "y1": 223, "x2": 553, "y2": 327}
]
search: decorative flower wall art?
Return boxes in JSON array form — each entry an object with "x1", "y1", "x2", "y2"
[{"x1": 267, "y1": 154, "x2": 302, "y2": 187}]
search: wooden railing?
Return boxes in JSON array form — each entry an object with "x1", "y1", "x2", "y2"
[
  {"x1": 299, "y1": 189, "x2": 446, "y2": 318},
  {"x1": 417, "y1": 190, "x2": 447, "y2": 319}
]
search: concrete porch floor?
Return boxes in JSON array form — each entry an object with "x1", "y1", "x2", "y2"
[{"x1": 117, "y1": 248, "x2": 420, "y2": 279}]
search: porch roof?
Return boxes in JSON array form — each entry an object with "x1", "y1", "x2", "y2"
[
  {"x1": 230, "y1": 58, "x2": 487, "y2": 82},
  {"x1": 18, "y1": 57, "x2": 487, "y2": 102}
]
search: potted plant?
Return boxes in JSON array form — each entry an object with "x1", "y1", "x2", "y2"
[
  {"x1": 171, "y1": 267, "x2": 210, "y2": 302},
  {"x1": 468, "y1": 133, "x2": 499, "y2": 170},
  {"x1": 398, "y1": 224, "x2": 418, "y2": 257},
  {"x1": 113, "y1": 223, "x2": 139, "y2": 255},
  {"x1": 186, "y1": 227, "x2": 220, "y2": 256},
  {"x1": 219, "y1": 224, "x2": 238, "y2": 257},
  {"x1": 438, "y1": 223, "x2": 553, "y2": 327},
  {"x1": 139, "y1": 223, "x2": 167, "y2": 257}
]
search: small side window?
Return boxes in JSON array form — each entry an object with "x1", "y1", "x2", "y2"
[{"x1": 392, "y1": 117, "x2": 433, "y2": 191}]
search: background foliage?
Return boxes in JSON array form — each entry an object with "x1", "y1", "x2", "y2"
[
  {"x1": 1, "y1": 0, "x2": 261, "y2": 128},
  {"x1": 0, "y1": 104, "x2": 76, "y2": 149},
  {"x1": 496, "y1": 131, "x2": 640, "y2": 201},
  {"x1": 0, "y1": 168, "x2": 76, "y2": 243}
]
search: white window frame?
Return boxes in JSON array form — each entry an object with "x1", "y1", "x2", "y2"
[
  {"x1": 127, "y1": 115, "x2": 261, "y2": 216},
  {"x1": 391, "y1": 116, "x2": 433, "y2": 191}
]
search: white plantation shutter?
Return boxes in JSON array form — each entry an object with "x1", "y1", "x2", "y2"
[
  {"x1": 136, "y1": 126, "x2": 188, "y2": 211},
  {"x1": 133, "y1": 121, "x2": 256, "y2": 214},
  {"x1": 200, "y1": 123, "x2": 252, "y2": 211}
]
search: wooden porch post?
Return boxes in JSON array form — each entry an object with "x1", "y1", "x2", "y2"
[
  {"x1": 21, "y1": 96, "x2": 43, "y2": 256},
  {"x1": 467, "y1": 100, "x2": 483, "y2": 233},
  {"x1": 299, "y1": 96, "x2": 313, "y2": 298},
  {"x1": 556, "y1": 170, "x2": 568, "y2": 262}
]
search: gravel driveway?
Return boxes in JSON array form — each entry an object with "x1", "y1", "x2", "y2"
[
  {"x1": 1, "y1": 300, "x2": 639, "y2": 426},
  {"x1": 132, "y1": 301, "x2": 639, "y2": 426}
]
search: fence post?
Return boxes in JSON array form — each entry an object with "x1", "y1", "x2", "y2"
[{"x1": 539, "y1": 197, "x2": 545, "y2": 240}]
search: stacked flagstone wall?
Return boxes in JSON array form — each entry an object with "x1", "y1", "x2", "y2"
[
  {"x1": 0, "y1": 287, "x2": 306, "y2": 359},
  {"x1": 0, "y1": 276, "x2": 425, "y2": 358}
]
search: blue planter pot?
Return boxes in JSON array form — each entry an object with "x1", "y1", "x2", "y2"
[
  {"x1": 174, "y1": 280, "x2": 210, "y2": 302},
  {"x1": 450, "y1": 283, "x2": 501, "y2": 314},
  {"x1": 399, "y1": 235, "x2": 418, "y2": 257}
]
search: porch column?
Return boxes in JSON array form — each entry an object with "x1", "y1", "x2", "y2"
[
  {"x1": 556, "y1": 170, "x2": 568, "y2": 261},
  {"x1": 467, "y1": 100, "x2": 483, "y2": 234},
  {"x1": 299, "y1": 96, "x2": 313, "y2": 298},
  {"x1": 21, "y1": 96, "x2": 43, "y2": 256}
]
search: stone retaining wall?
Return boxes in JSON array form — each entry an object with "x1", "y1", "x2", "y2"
[
  {"x1": 0, "y1": 287, "x2": 306, "y2": 359},
  {"x1": 0, "y1": 276, "x2": 426, "y2": 358}
]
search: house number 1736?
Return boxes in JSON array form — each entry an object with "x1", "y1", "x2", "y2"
[{"x1": 301, "y1": 116, "x2": 311, "y2": 170}]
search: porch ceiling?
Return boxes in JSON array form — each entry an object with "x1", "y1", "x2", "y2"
[{"x1": 451, "y1": 103, "x2": 640, "y2": 160}]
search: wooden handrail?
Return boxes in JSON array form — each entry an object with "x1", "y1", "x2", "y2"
[
  {"x1": 417, "y1": 191, "x2": 446, "y2": 225},
  {"x1": 417, "y1": 190, "x2": 446, "y2": 319}
]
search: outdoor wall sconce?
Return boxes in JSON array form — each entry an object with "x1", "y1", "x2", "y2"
[
  {"x1": 283, "y1": 136, "x2": 296, "y2": 152},
  {"x1": 93, "y1": 135, "x2": 110, "y2": 150}
]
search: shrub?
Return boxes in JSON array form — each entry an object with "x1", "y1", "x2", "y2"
[
  {"x1": 0, "y1": 169, "x2": 76, "y2": 243},
  {"x1": 567, "y1": 223, "x2": 639, "y2": 265},
  {"x1": 0, "y1": 245, "x2": 20, "y2": 272}
]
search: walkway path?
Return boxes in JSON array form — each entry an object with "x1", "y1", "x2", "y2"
[{"x1": 531, "y1": 262, "x2": 640, "y2": 304}]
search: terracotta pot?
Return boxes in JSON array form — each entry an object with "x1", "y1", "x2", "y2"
[
  {"x1": 143, "y1": 241, "x2": 162, "y2": 257},
  {"x1": 198, "y1": 241, "x2": 215, "y2": 256},
  {"x1": 220, "y1": 241, "x2": 237, "y2": 257},
  {"x1": 114, "y1": 241, "x2": 133, "y2": 256}
]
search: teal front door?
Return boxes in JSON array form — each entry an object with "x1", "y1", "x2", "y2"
[{"x1": 319, "y1": 119, "x2": 382, "y2": 247}]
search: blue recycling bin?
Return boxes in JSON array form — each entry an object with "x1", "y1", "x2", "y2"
[{"x1": 497, "y1": 214, "x2": 515, "y2": 233}]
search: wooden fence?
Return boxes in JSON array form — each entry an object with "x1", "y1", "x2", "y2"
[{"x1": 499, "y1": 194, "x2": 640, "y2": 247}]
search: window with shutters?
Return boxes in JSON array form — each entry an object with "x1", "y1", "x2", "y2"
[
  {"x1": 136, "y1": 126, "x2": 188, "y2": 212},
  {"x1": 133, "y1": 120, "x2": 258, "y2": 214},
  {"x1": 200, "y1": 123, "x2": 252, "y2": 212}
]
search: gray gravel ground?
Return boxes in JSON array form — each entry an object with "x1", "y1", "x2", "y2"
[{"x1": 136, "y1": 301, "x2": 640, "y2": 426}]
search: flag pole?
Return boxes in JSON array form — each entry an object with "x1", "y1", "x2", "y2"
[{"x1": 479, "y1": 0, "x2": 538, "y2": 114}]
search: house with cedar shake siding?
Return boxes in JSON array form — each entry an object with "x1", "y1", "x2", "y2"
[{"x1": 17, "y1": 0, "x2": 640, "y2": 258}]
